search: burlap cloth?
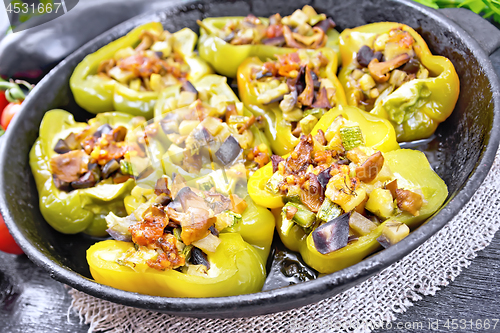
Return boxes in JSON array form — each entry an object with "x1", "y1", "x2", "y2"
[{"x1": 68, "y1": 149, "x2": 500, "y2": 333}]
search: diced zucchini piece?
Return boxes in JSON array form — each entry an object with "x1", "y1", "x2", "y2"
[
  {"x1": 351, "y1": 68, "x2": 365, "y2": 81},
  {"x1": 358, "y1": 74, "x2": 376, "y2": 91},
  {"x1": 129, "y1": 78, "x2": 142, "y2": 91},
  {"x1": 283, "y1": 108, "x2": 303, "y2": 122},
  {"x1": 177, "y1": 91, "x2": 197, "y2": 108},
  {"x1": 317, "y1": 198, "x2": 342, "y2": 222},
  {"x1": 151, "y1": 40, "x2": 172, "y2": 57},
  {"x1": 365, "y1": 188, "x2": 394, "y2": 219},
  {"x1": 178, "y1": 120, "x2": 200, "y2": 136},
  {"x1": 265, "y1": 171, "x2": 284, "y2": 194},
  {"x1": 349, "y1": 211, "x2": 377, "y2": 236},
  {"x1": 289, "y1": 8, "x2": 309, "y2": 26},
  {"x1": 283, "y1": 202, "x2": 316, "y2": 228},
  {"x1": 215, "y1": 211, "x2": 241, "y2": 231},
  {"x1": 114, "y1": 46, "x2": 135, "y2": 61},
  {"x1": 108, "y1": 67, "x2": 135, "y2": 84},
  {"x1": 186, "y1": 264, "x2": 208, "y2": 276},
  {"x1": 340, "y1": 126, "x2": 364, "y2": 151},
  {"x1": 192, "y1": 233, "x2": 221, "y2": 253},
  {"x1": 373, "y1": 33, "x2": 389, "y2": 52},
  {"x1": 257, "y1": 83, "x2": 289, "y2": 104},
  {"x1": 150, "y1": 73, "x2": 163, "y2": 93},
  {"x1": 166, "y1": 143, "x2": 184, "y2": 165},
  {"x1": 377, "y1": 220, "x2": 410, "y2": 248},
  {"x1": 201, "y1": 116, "x2": 223, "y2": 136},
  {"x1": 196, "y1": 175, "x2": 215, "y2": 191},
  {"x1": 417, "y1": 67, "x2": 429, "y2": 79},
  {"x1": 299, "y1": 114, "x2": 318, "y2": 135},
  {"x1": 389, "y1": 69, "x2": 407, "y2": 87}
]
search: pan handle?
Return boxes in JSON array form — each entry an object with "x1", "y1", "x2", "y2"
[{"x1": 439, "y1": 8, "x2": 500, "y2": 56}]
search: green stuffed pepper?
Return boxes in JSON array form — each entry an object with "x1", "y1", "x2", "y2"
[
  {"x1": 198, "y1": 5, "x2": 339, "y2": 77},
  {"x1": 70, "y1": 22, "x2": 213, "y2": 119},
  {"x1": 238, "y1": 48, "x2": 347, "y2": 156},
  {"x1": 249, "y1": 110, "x2": 447, "y2": 274},
  {"x1": 29, "y1": 110, "x2": 142, "y2": 236},
  {"x1": 87, "y1": 173, "x2": 275, "y2": 297},
  {"x1": 136, "y1": 74, "x2": 273, "y2": 183},
  {"x1": 338, "y1": 22, "x2": 460, "y2": 142}
]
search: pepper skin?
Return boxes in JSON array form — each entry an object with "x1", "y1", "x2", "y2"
[
  {"x1": 29, "y1": 110, "x2": 136, "y2": 236},
  {"x1": 273, "y1": 149, "x2": 448, "y2": 274},
  {"x1": 87, "y1": 233, "x2": 266, "y2": 297},
  {"x1": 248, "y1": 104, "x2": 400, "y2": 210},
  {"x1": 338, "y1": 22, "x2": 460, "y2": 142},
  {"x1": 70, "y1": 22, "x2": 213, "y2": 119},
  {"x1": 238, "y1": 48, "x2": 346, "y2": 156},
  {"x1": 198, "y1": 17, "x2": 340, "y2": 78}
]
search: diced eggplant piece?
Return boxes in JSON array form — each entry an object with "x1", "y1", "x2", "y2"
[
  {"x1": 402, "y1": 57, "x2": 420, "y2": 74},
  {"x1": 255, "y1": 70, "x2": 273, "y2": 80},
  {"x1": 190, "y1": 247, "x2": 210, "y2": 269},
  {"x1": 182, "y1": 80, "x2": 198, "y2": 94},
  {"x1": 71, "y1": 170, "x2": 98, "y2": 189},
  {"x1": 102, "y1": 159, "x2": 120, "y2": 179},
  {"x1": 317, "y1": 198, "x2": 342, "y2": 222},
  {"x1": 282, "y1": 202, "x2": 316, "y2": 228},
  {"x1": 93, "y1": 124, "x2": 113, "y2": 138},
  {"x1": 317, "y1": 167, "x2": 332, "y2": 189},
  {"x1": 384, "y1": 179, "x2": 398, "y2": 199},
  {"x1": 314, "y1": 17, "x2": 336, "y2": 33},
  {"x1": 105, "y1": 212, "x2": 137, "y2": 242},
  {"x1": 223, "y1": 31, "x2": 235, "y2": 43},
  {"x1": 52, "y1": 175, "x2": 72, "y2": 192},
  {"x1": 356, "y1": 45, "x2": 374, "y2": 67},
  {"x1": 209, "y1": 225, "x2": 219, "y2": 237},
  {"x1": 312, "y1": 212, "x2": 351, "y2": 254},
  {"x1": 53, "y1": 139, "x2": 72, "y2": 154},
  {"x1": 215, "y1": 135, "x2": 241, "y2": 166},
  {"x1": 376, "y1": 220, "x2": 410, "y2": 248},
  {"x1": 261, "y1": 35, "x2": 286, "y2": 46},
  {"x1": 349, "y1": 211, "x2": 377, "y2": 236},
  {"x1": 64, "y1": 133, "x2": 79, "y2": 150},
  {"x1": 373, "y1": 51, "x2": 384, "y2": 62}
]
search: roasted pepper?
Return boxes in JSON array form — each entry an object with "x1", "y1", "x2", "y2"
[
  {"x1": 248, "y1": 104, "x2": 399, "y2": 209},
  {"x1": 135, "y1": 74, "x2": 272, "y2": 182},
  {"x1": 198, "y1": 5, "x2": 340, "y2": 77},
  {"x1": 70, "y1": 22, "x2": 213, "y2": 119},
  {"x1": 238, "y1": 48, "x2": 346, "y2": 156},
  {"x1": 29, "y1": 110, "x2": 137, "y2": 236},
  {"x1": 338, "y1": 22, "x2": 459, "y2": 142},
  {"x1": 248, "y1": 114, "x2": 446, "y2": 273},
  {"x1": 88, "y1": 174, "x2": 274, "y2": 297},
  {"x1": 273, "y1": 149, "x2": 447, "y2": 273}
]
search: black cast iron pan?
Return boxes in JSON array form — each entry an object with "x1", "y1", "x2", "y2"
[{"x1": 0, "y1": 0, "x2": 499, "y2": 318}]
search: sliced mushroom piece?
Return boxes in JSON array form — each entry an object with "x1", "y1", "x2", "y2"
[
  {"x1": 102, "y1": 159, "x2": 120, "y2": 179},
  {"x1": 283, "y1": 25, "x2": 306, "y2": 48},
  {"x1": 135, "y1": 30, "x2": 157, "y2": 52},
  {"x1": 261, "y1": 35, "x2": 286, "y2": 46},
  {"x1": 50, "y1": 150, "x2": 89, "y2": 183},
  {"x1": 356, "y1": 151, "x2": 385, "y2": 183},
  {"x1": 300, "y1": 173, "x2": 324, "y2": 213},
  {"x1": 312, "y1": 212, "x2": 350, "y2": 254},
  {"x1": 311, "y1": 86, "x2": 332, "y2": 109},
  {"x1": 53, "y1": 175, "x2": 72, "y2": 192},
  {"x1": 297, "y1": 67, "x2": 315, "y2": 107},
  {"x1": 314, "y1": 17, "x2": 336, "y2": 33},
  {"x1": 396, "y1": 189, "x2": 423, "y2": 216},
  {"x1": 367, "y1": 53, "x2": 411, "y2": 83},
  {"x1": 111, "y1": 126, "x2": 128, "y2": 142}
]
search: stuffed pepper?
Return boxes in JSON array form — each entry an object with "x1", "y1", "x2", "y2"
[
  {"x1": 70, "y1": 22, "x2": 213, "y2": 119},
  {"x1": 29, "y1": 110, "x2": 143, "y2": 236},
  {"x1": 139, "y1": 74, "x2": 272, "y2": 182},
  {"x1": 238, "y1": 49, "x2": 347, "y2": 156},
  {"x1": 87, "y1": 173, "x2": 275, "y2": 297},
  {"x1": 248, "y1": 109, "x2": 447, "y2": 274},
  {"x1": 338, "y1": 22, "x2": 459, "y2": 142},
  {"x1": 198, "y1": 5, "x2": 339, "y2": 77}
]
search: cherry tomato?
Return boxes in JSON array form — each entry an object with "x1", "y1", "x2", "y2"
[
  {"x1": 0, "y1": 102, "x2": 22, "y2": 129},
  {"x1": 0, "y1": 214, "x2": 23, "y2": 255},
  {"x1": 0, "y1": 92, "x2": 8, "y2": 116}
]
